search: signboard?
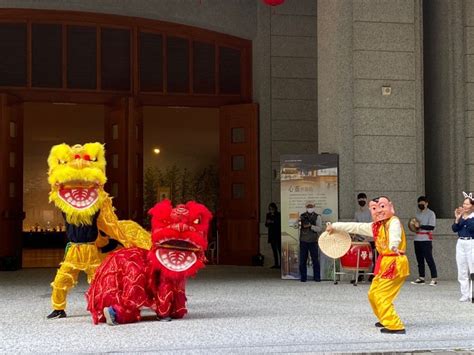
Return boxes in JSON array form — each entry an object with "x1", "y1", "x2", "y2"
[{"x1": 280, "y1": 154, "x2": 338, "y2": 280}]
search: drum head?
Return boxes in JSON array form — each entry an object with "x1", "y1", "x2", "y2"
[
  {"x1": 408, "y1": 217, "x2": 420, "y2": 233},
  {"x1": 319, "y1": 230, "x2": 352, "y2": 259}
]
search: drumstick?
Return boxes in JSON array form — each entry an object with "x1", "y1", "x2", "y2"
[{"x1": 156, "y1": 244, "x2": 200, "y2": 252}]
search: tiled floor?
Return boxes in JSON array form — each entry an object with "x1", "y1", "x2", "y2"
[{"x1": 0, "y1": 266, "x2": 473, "y2": 354}]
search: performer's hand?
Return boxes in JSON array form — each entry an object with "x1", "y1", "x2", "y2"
[
  {"x1": 391, "y1": 246, "x2": 400, "y2": 255},
  {"x1": 325, "y1": 222, "x2": 333, "y2": 233}
]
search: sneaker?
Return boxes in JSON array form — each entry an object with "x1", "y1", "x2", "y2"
[
  {"x1": 410, "y1": 278, "x2": 425, "y2": 285},
  {"x1": 429, "y1": 280, "x2": 438, "y2": 286},
  {"x1": 459, "y1": 296, "x2": 470, "y2": 302},
  {"x1": 46, "y1": 310, "x2": 66, "y2": 319},
  {"x1": 103, "y1": 306, "x2": 118, "y2": 326}
]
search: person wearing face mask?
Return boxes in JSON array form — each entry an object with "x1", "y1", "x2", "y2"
[
  {"x1": 452, "y1": 192, "x2": 474, "y2": 302},
  {"x1": 265, "y1": 202, "x2": 281, "y2": 269},
  {"x1": 355, "y1": 193, "x2": 372, "y2": 223},
  {"x1": 298, "y1": 202, "x2": 322, "y2": 282},
  {"x1": 411, "y1": 196, "x2": 438, "y2": 286}
]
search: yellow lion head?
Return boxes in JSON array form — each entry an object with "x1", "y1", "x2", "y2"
[{"x1": 47, "y1": 142, "x2": 108, "y2": 225}]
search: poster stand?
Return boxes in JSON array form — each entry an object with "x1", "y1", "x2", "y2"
[{"x1": 280, "y1": 154, "x2": 339, "y2": 280}]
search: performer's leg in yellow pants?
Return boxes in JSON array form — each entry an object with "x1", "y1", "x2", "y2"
[
  {"x1": 50, "y1": 244, "x2": 100, "y2": 310},
  {"x1": 51, "y1": 263, "x2": 80, "y2": 310},
  {"x1": 368, "y1": 275, "x2": 407, "y2": 330}
]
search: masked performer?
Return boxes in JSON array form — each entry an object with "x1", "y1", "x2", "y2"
[
  {"x1": 46, "y1": 143, "x2": 150, "y2": 319},
  {"x1": 326, "y1": 196, "x2": 409, "y2": 334},
  {"x1": 86, "y1": 199, "x2": 212, "y2": 325}
]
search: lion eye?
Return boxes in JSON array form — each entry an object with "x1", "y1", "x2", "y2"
[
  {"x1": 58, "y1": 159, "x2": 66, "y2": 164},
  {"x1": 193, "y1": 218, "x2": 200, "y2": 224},
  {"x1": 90, "y1": 157, "x2": 97, "y2": 162}
]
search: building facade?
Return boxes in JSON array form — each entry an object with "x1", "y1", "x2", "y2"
[{"x1": 0, "y1": 0, "x2": 472, "y2": 279}]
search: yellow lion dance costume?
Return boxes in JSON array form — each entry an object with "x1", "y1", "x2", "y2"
[{"x1": 46, "y1": 142, "x2": 151, "y2": 319}]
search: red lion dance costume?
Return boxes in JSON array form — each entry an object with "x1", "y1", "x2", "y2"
[{"x1": 86, "y1": 199, "x2": 212, "y2": 325}]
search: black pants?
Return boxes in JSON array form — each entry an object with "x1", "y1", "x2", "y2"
[
  {"x1": 270, "y1": 240, "x2": 281, "y2": 266},
  {"x1": 414, "y1": 240, "x2": 437, "y2": 278},
  {"x1": 299, "y1": 241, "x2": 320, "y2": 281}
]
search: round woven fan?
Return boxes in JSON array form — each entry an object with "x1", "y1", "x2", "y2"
[{"x1": 319, "y1": 230, "x2": 352, "y2": 259}]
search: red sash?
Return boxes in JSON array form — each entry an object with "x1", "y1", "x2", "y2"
[
  {"x1": 416, "y1": 231, "x2": 433, "y2": 240},
  {"x1": 373, "y1": 251, "x2": 405, "y2": 275}
]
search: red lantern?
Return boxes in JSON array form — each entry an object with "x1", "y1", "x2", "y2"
[{"x1": 263, "y1": 0, "x2": 285, "y2": 6}]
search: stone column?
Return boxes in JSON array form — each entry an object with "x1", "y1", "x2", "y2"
[
  {"x1": 317, "y1": 0, "x2": 354, "y2": 219},
  {"x1": 319, "y1": 0, "x2": 424, "y2": 219}
]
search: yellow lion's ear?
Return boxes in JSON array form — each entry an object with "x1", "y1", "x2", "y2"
[
  {"x1": 83, "y1": 142, "x2": 106, "y2": 170},
  {"x1": 47, "y1": 143, "x2": 72, "y2": 172}
]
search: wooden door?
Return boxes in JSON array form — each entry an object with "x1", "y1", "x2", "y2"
[
  {"x1": 218, "y1": 104, "x2": 259, "y2": 265},
  {"x1": 0, "y1": 94, "x2": 24, "y2": 270},
  {"x1": 104, "y1": 97, "x2": 143, "y2": 223}
]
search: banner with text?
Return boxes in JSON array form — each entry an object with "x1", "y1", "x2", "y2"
[{"x1": 280, "y1": 154, "x2": 338, "y2": 280}]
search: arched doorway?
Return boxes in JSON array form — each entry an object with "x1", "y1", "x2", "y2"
[{"x1": 0, "y1": 9, "x2": 258, "y2": 269}]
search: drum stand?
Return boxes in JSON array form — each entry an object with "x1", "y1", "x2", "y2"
[{"x1": 333, "y1": 248, "x2": 377, "y2": 286}]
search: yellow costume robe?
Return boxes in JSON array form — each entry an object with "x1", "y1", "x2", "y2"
[
  {"x1": 332, "y1": 216, "x2": 409, "y2": 330},
  {"x1": 51, "y1": 197, "x2": 151, "y2": 310}
]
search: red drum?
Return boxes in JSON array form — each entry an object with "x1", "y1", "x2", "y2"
[{"x1": 340, "y1": 242, "x2": 373, "y2": 271}]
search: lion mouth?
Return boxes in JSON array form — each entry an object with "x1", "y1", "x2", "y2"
[
  {"x1": 58, "y1": 181, "x2": 99, "y2": 210},
  {"x1": 155, "y1": 240, "x2": 200, "y2": 272}
]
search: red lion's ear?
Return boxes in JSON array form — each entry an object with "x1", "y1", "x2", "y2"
[
  {"x1": 185, "y1": 201, "x2": 213, "y2": 227},
  {"x1": 148, "y1": 199, "x2": 173, "y2": 219}
]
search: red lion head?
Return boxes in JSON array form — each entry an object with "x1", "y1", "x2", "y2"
[{"x1": 148, "y1": 199, "x2": 212, "y2": 278}]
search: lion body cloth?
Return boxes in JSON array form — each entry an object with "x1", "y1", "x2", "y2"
[{"x1": 86, "y1": 200, "x2": 212, "y2": 325}]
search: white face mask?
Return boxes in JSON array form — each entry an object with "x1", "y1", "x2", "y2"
[{"x1": 307, "y1": 208, "x2": 315, "y2": 213}]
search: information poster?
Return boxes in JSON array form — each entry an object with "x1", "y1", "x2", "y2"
[{"x1": 280, "y1": 154, "x2": 338, "y2": 280}]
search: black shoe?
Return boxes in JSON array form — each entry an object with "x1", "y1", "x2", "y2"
[
  {"x1": 300, "y1": 279, "x2": 307, "y2": 282},
  {"x1": 410, "y1": 278, "x2": 425, "y2": 284},
  {"x1": 314, "y1": 279, "x2": 321, "y2": 282},
  {"x1": 375, "y1": 322, "x2": 384, "y2": 328},
  {"x1": 380, "y1": 328, "x2": 406, "y2": 334},
  {"x1": 270, "y1": 265, "x2": 279, "y2": 269},
  {"x1": 368, "y1": 275, "x2": 374, "y2": 282},
  {"x1": 47, "y1": 310, "x2": 66, "y2": 319}
]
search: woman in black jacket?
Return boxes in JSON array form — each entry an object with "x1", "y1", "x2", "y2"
[{"x1": 265, "y1": 202, "x2": 281, "y2": 269}]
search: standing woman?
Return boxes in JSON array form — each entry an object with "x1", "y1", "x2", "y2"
[
  {"x1": 265, "y1": 202, "x2": 281, "y2": 269},
  {"x1": 452, "y1": 192, "x2": 474, "y2": 302}
]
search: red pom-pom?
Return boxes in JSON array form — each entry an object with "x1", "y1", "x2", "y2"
[{"x1": 263, "y1": 0, "x2": 284, "y2": 6}]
